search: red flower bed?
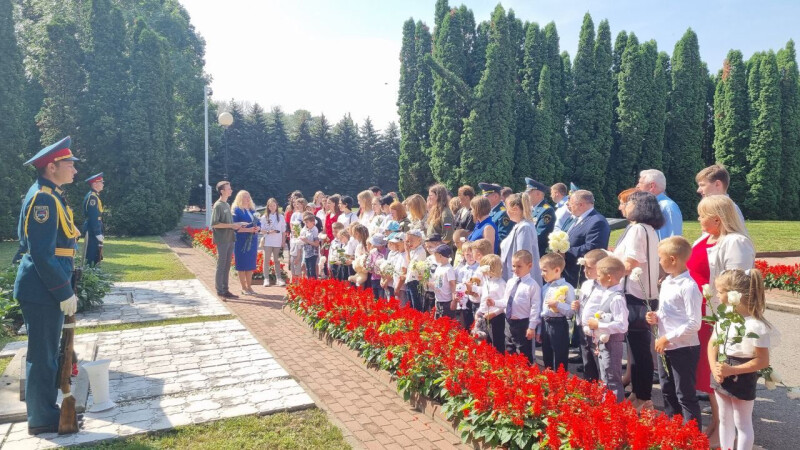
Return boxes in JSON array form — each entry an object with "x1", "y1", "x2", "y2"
[
  {"x1": 184, "y1": 226, "x2": 287, "y2": 280},
  {"x1": 755, "y1": 259, "x2": 800, "y2": 293},
  {"x1": 287, "y1": 278, "x2": 708, "y2": 449}
]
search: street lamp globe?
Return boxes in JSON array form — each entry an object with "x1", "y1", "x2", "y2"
[{"x1": 218, "y1": 112, "x2": 233, "y2": 127}]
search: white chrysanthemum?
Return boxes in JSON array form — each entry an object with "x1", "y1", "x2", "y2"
[
  {"x1": 630, "y1": 267, "x2": 643, "y2": 281},
  {"x1": 728, "y1": 290, "x2": 742, "y2": 306},
  {"x1": 767, "y1": 369, "x2": 782, "y2": 384},
  {"x1": 765, "y1": 380, "x2": 777, "y2": 390},
  {"x1": 577, "y1": 257, "x2": 586, "y2": 266}
]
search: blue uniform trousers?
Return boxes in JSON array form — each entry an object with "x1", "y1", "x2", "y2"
[
  {"x1": 20, "y1": 300, "x2": 64, "y2": 427},
  {"x1": 85, "y1": 233, "x2": 101, "y2": 265}
]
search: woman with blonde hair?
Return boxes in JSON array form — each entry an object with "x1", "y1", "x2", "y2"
[
  {"x1": 499, "y1": 193, "x2": 541, "y2": 283},
  {"x1": 405, "y1": 194, "x2": 427, "y2": 232},
  {"x1": 687, "y1": 194, "x2": 754, "y2": 446},
  {"x1": 426, "y1": 184, "x2": 455, "y2": 243},
  {"x1": 232, "y1": 190, "x2": 260, "y2": 294},
  {"x1": 357, "y1": 190, "x2": 375, "y2": 225},
  {"x1": 259, "y1": 198, "x2": 286, "y2": 286}
]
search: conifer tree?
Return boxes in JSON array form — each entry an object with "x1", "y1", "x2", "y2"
[
  {"x1": 0, "y1": 0, "x2": 29, "y2": 238},
  {"x1": 429, "y1": 8, "x2": 469, "y2": 191},
  {"x1": 360, "y1": 118, "x2": 380, "y2": 187},
  {"x1": 543, "y1": 23, "x2": 567, "y2": 181},
  {"x1": 332, "y1": 114, "x2": 360, "y2": 195},
  {"x1": 459, "y1": 5, "x2": 515, "y2": 188},
  {"x1": 290, "y1": 111, "x2": 315, "y2": 195},
  {"x1": 531, "y1": 65, "x2": 559, "y2": 184},
  {"x1": 399, "y1": 21, "x2": 435, "y2": 196},
  {"x1": 700, "y1": 71, "x2": 717, "y2": 166},
  {"x1": 266, "y1": 106, "x2": 290, "y2": 200},
  {"x1": 609, "y1": 33, "x2": 644, "y2": 197},
  {"x1": 664, "y1": 29, "x2": 706, "y2": 216},
  {"x1": 467, "y1": 21, "x2": 490, "y2": 88},
  {"x1": 745, "y1": 51, "x2": 782, "y2": 218},
  {"x1": 713, "y1": 50, "x2": 750, "y2": 205},
  {"x1": 380, "y1": 122, "x2": 401, "y2": 193},
  {"x1": 313, "y1": 114, "x2": 334, "y2": 192},
  {"x1": 242, "y1": 103, "x2": 269, "y2": 201},
  {"x1": 568, "y1": 14, "x2": 614, "y2": 210},
  {"x1": 777, "y1": 41, "x2": 800, "y2": 218},
  {"x1": 607, "y1": 30, "x2": 628, "y2": 196},
  {"x1": 641, "y1": 49, "x2": 669, "y2": 171}
]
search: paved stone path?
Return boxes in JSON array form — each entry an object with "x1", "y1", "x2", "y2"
[
  {"x1": 164, "y1": 231, "x2": 468, "y2": 450},
  {"x1": 0, "y1": 320, "x2": 313, "y2": 449},
  {"x1": 74, "y1": 279, "x2": 230, "y2": 327}
]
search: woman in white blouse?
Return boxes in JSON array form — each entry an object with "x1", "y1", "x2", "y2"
[
  {"x1": 613, "y1": 191, "x2": 663, "y2": 411},
  {"x1": 357, "y1": 190, "x2": 375, "y2": 226},
  {"x1": 259, "y1": 198, "x2": 286, "y2": 286}
]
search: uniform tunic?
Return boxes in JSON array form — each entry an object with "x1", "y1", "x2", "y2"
[{"x1": 82, "y1": 189, "x2": 104, "y2": 265}]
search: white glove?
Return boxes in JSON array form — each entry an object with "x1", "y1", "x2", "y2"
[
  {"x1": 96, "y1": 234, "x2": 104, "y2": 243},
  {"x1": 60, "y1": 295, "x2": 78, "y2": 316}
]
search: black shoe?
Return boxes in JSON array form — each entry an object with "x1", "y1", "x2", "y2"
[
  {"x1": 653, "y1": 372, "x2": 661, "y2": 384},
  {"x1": 223, "y1": 291, "x2": 239, "y2": 299},
  {"x1": 28, "y1": 424, "x2": 59, "y2": 435},
  {"x1": 576, "y1": 365, "x2": 583, "y2": 373},
  {"x1": 568, "y1": 355, "x2": 582, "y2": 364},
  {"x1": 697, "y1": 392, "x2": 710, "y2": 402}
]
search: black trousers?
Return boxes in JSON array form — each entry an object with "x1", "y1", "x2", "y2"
[
  {"x1": 579, "y1": 326, "x2": 601, "y2": 382},
  {"x1": 455, "y1": 308, "x2": 474, "y2": 331},
  {"x1": 435, "y1": 301, "x2": 454, "y2": 320},
  {"x1": 370, "y1": 278, "x2": 383, "y2": 300},
  {"x1": 406, "y1": 281, "x2": 422, "y2": 311},
  {"x1": 542, "y1": 316, "x2": 570, "y2": 371},
  {"x1": 505, "y1": 317, "x2": 533, "y2": 364},
  {"x1": 487, "y1": 313, "x2": 506, "y2": 354},
  {"x1": 659, "y1": 345, "x2": 702, "y2": 429},
  {"x1": 627, "y1": 328, "x2": 653, "y2": 400},
  {"x1": 423, "y1": 291, "x2": 435, "y2": 312}
]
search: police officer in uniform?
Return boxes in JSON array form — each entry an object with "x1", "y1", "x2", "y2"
[
  {"x1": 83, "y1": 173, "x2": 105, "y2": 265},
  {"x1": 13, "y1": 137, "x2": 82, "y2": 435},
  {"x1": 525, "y1": 178, "x2": 555, "y2": 257},
  {"x1": 478, "y1": 182, "x2": 515, "y2": 241}
]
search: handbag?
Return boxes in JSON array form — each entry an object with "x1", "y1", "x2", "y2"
[{"x1": 623, "y1": 224, "x2": 658, "y2": 330}]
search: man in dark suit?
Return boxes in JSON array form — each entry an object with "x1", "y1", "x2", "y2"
[{"x1": 563, "y1": 190, "x2": 610, "y2": 287}]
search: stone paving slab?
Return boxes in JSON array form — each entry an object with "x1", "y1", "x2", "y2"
[
  {"x1": 74, "y1": 279, "x2": 229, "y2": 327},
  {"x1": 0, "y1": 320, "x2": 314, "y2": 449}
]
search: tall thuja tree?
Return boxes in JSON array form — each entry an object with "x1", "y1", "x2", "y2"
[
  {"x1": 568, "y1": 15, "x2": 614, "y2": 211},
  {"x1": 460, "y1": 5, "x2": 515, "y2": 188},
  {"x1": 608, "y1": 33, "x2": 644, "y2": 198},
  {"x1": 429, "y1": 8, "x2": 469, "y2": 191},
  {"x1": 360, "y1": 117, "x2": 380, "y2": 188},
  {"x1": 640, "y1": 49, "x2": 669, "y2": 171},
  {"x1": 398, "y1": 20, "x2": 435, "y2": 195},
  {"x1": 82, "y1": 0, "x2": 129, "y2": 188},
  {"x1": 36, "y1": 18, "x2": 86, "y2": 148},
  {"x1": 745, "y1": 52, "x2": 782, "y2": 218},
  {"x1": 664, "y1": 29, "x2": 706, "y2": 216},
  {"x1": 701, "y1": 71, "x2": 717, "y2": 166},
  {"x1": 266, "y1": 106, "x2": 290, "y2": 200},
  {"x1": 530, "y1": 65, "x2": 560, "y2": 184},
  {"x1": 514, "y1": 23, "x2": 544, "y2": 187},
  {"x1": 0, "y1": 0, "x2": 29, "y2": 238},
  {"x1": 379, "y1": 122, "x2": 401, "y2": 193},
  {"x1": 312, "y1": 114, "x2": 334, "y2": 192},
  {"x1": 542, "y1": 23, "x2": 567, "y2": 182},
  {"x1": 111, "y1": 21, "x2": 176, "y2": 235},
  {"x1": 713, "y1": 50, "x2": 750, "y2": 204},
  {"x1": 777, "y1": 41, "x2": 800, "y2": 218},
  {"x1": 607, "y1": 30, "x2": 628, "y2": 195},
  {"x1": 332, "y1": 114, "x2": 360, "y2": 195},
  {"x1": 467, "y1": 21, "x2": 490, "y2": 88}
]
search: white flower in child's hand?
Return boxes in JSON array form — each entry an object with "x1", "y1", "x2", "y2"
[
  {"x1": 787, "y1": 387, "x2": 800, "y2": 400},
  {"x1": 577, "y1": 257, "x2": 586, "y2": 266},
  {"x1": 574, "y1": 288, "x2": 582, "y2": 298},
  {"x1": 630, "y1": 267, "x2": 643, "y2": 281},
  {"x1": 727, "y1": 290, "x2": 742, "y2": 306},
  {"x1": 702, "y1": 284, "x2": 713, "y2": 299},
  {"x1": 765, "y1": 380, "x2": 777, "y2": 390},
  {"x1": 766, "y1": 368, "x2": 782, "y2": 384}
]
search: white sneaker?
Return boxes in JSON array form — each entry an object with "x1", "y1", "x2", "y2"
[
  {"x1": 276, "y1": 280, "x2": 286, "y2": 287},
  {"x1": 263, "y1": 280, "x2": 272, "y2": 287}
]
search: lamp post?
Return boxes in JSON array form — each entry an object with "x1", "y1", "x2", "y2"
[
  {"x1": 218, "y1": 111, "x2": 233, "y2": 181},
  {"x1": 204, "y1": 86, "x2": 212, "y2": 227}
]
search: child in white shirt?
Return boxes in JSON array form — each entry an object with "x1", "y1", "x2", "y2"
[
  {"x1": 404, "y1": 230, "x2": 427, "y2": 311},
  {"x1": 474, "y1": 254, "x2": 507, "y2": 354},
  {"x1": 539, "y1": 253, "x2": 575, "y2": 371},
  {"x1": 429, "y1": 244, "x2": 456, "y2": 320},
  {"x1": 571, "y1": 249, "x2": 609, "y2": 382},
  {"x1": 390, "y1": 233, "x2": 408, "y2": 303},
  {"x1": 493, "y1": 250, "x2": 540, "y2": 364},
  {"x1": 455, "y1": 241, "x2": 479, "y2": 330},
  {"x1": 646, "y1": 236, "x2": 702, "y2": 426},
  {"x1": 584, "y1": 256, "x2": 628, "y2": 403}
]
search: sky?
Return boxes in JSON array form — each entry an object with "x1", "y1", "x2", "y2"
[{"x1": 179, "y1": 0, "x2": 799, "y2": 131}]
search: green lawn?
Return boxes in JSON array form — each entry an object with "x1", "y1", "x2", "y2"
[
  {"x1": 609, "y1": 220, "x2": 800, "y2": 252},
  {"x1": 78, "y1": 409, "x2": 350, "y2": 450},
  {"x1": 0, "y1": 236, "x2": 193, "y2": 282}
]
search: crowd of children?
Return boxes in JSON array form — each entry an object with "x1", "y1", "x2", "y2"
[{"x1": 274, "y1": 184, "x2": 778, "y2": 450}]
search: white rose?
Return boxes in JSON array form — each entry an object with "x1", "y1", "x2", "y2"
[
  {"x1": 577, "y1": 257, "x2": 586, "y2": 266},
  {"x1": 768, "y1": 369, "x2": 782, "y2": 384},
  {"x1": 702, "y1": 284, "x2": 713, "y2": 299},
  {"x1": 787, "y1": 388, "x2": 800, "y2": 400},
  {"x1": 765, "y1": 380, "x2": 776, "y2": 390},
  {"x1": 630, "y1": 267, "x2": 643, "y2": 281},
  {"x1": 728, "y1": 290, "x2": 742, "y2": 307}
]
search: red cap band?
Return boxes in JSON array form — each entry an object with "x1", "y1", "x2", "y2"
[{"x1": 33, "y1": 148, "x2": 73, "y2": 169}]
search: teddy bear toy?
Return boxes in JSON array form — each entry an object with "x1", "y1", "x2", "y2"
[
  {"x1": 583, "y1": 312, "x2": 612, "y2": 343},
  {"x1": 348, "y1": 254, "x2": 369, "y2": 286}
]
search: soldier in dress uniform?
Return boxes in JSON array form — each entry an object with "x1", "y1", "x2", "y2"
[
  {"x1": 13, "y1": 136, "x2": 81, "y2": 435},
  {"x1": 525, "y1": 178, "x2": 555, "y2": 257},
  {"x1": 478, "y1": 182, "x2": 515, "y2": 241},
  {"x1": 83, "y1": 173, "x2": 105, "y2": 265}
]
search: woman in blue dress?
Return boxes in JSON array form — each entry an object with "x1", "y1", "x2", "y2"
[
  {"x1": 232, "y1": 190, "x2": 260, "y2": 295},
  {"x1": 467, "y1": 196, "x2": 499, "y2": 254}
]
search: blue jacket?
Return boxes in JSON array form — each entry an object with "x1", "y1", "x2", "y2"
[
  {"x1": 564, "y1": 209, "x2": 610, "y2": 287},
  {"x1": 532, "y1": 200, "x2": 555, "y2": 257},
  {"x1": 14, "y1": 177, "x2": 79, "y2": 305},
  {"x1": 83, "y1": 190, "x2": 104, "y2": 237}
]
